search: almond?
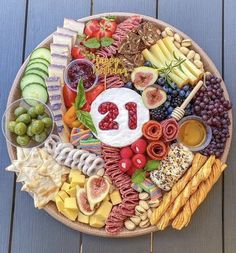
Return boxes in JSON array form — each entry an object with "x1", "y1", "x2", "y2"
[
  {"x1": 187, "y1": 50, "x2": 195, "y2": 60},
  {"x1": 194, "y1": 60, "x2": 203, "y2": 68},
  {"x1": 135, "y1": 205, "x2": 146, "y2": 215},
  {"x1": 125, "y1": 220, "x2": 136, "y2": 231},
  {"x1": 161, "y1": 31, "x2": 167, "y2": 38},
  {"x1": 140, "y1": 212, "x2": 148, "y2": 221},
  {"x1": 194, "y1": 53, "x2": 201, "y2": 61},
  {"x1": 174, "y1": 41, "x2": 181, "y2": 49},
  {"x1": 181, "y1": 39, "x2": 192, "y2": 47},
  {"x1": 174, "y1": 33, "x2": 182, "y2": 43}
]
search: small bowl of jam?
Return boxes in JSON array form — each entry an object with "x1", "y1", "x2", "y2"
[
  {"x1": 177, "y1": 116, "x2": 212, "y2": 152},
  {"x1": 64, "y1": 59, "x2": 98, "y2": 92}
]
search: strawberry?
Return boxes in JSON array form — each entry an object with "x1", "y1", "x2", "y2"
[
  {"x1": 131, "y1": 139, "x2": 147, "y2": 154},
  {"x1": 71, "y1": 46, "x2": 85, "y2": 59},
  {"x1": 132, "y1": 154, "x2": 147, "y2": 169},
  {"x1": 120, "y1": 147, "x2": 134, "y2": 159}
]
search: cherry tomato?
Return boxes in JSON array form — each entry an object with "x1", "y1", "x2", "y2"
[
  {"x1": 63, "y1": 85, "x2": 77, "y2": 108},
  {"x1": 84, "y1": 20, "x2": 100, "y2": 37},
  {"x1": 71, "y1": 46, "x2": 85, "y2": 59}
]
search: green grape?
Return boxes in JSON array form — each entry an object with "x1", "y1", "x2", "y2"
[
  {"x1": 8, "y1": 121, "x2": 17, "y2": 133},
  {"x1": 31, "y1": 120, "x2": 45, "y2": 134},
  {"x1": 16, "y1": 135, "x2": 30, "y2": 146},
  {"x1": 14, "y1": 122, "x2": 27, "y2": 136},
  {"x1": 16, "y1": 113, "x2": 31, "y2": 124},
  {"x1": 14, "y1": 106, "x2": 27, "y2": 117}
]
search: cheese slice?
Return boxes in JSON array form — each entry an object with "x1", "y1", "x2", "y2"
[
  {"x1": 50, "y1": 43, "x2": 70, "y2": 57},
  {"x1": 69, "y1": 169, "x2": 82, "y2": 183},
  {"x1": 63, "y1": 18, "x2": 85, "y2": 35},
  {"x1": 57, "y1": 27, "x2": 77, "y2": 45},
  {"x1": 53, "y1": 32, "x2": 73, "y2": 52},
  {"x1": 51, "y1": 54, "x2": 69, "y2": 68},
  {"x1": 48, "y1": 64, "x2": 65, "y2": 84}
]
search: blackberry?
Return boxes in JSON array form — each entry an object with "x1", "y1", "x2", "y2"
[{"x1": 150, "y1": 105, "x2": 168, "y2": 121}]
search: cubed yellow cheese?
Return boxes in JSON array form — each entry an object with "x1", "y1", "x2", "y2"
[
  {"x1": 61, "y1": 208, "x2": 78, "y2": 221},
  {"x1": 110, "y1": 190, "x2": 122, "y2": 206},
  {"x1": 61, "y1": 182, "x2": 70, "y2": 192},
  {"x1": 64, "y1": 197, "x2": 78, "y2": 210},
  {"x1": 55, "y1": 195, "x2": 64, "y2": 212},
  {"x1": 78, "y1": 212, "x2": 89, "y2": 224},
  {"x1": 94, "y1": 201, "x2": 112, "y2": 221},
  {"x1": 89, "y1": 215, "x2": 105, "y2": 228},
  {"x1": 57, "y1": 190, "x2": 69, "y2": 201},
  {"x1": 66, "y1": 187, "x2": 76, "y2": 197},
  {"x1": 69, "y1": 169, "x2": 81, "y2": 183},
  {"x1": 71, "y1": 174, "x2": 85, "y2": 188},
  {"x1": 104, "y1": 194, "x2": 110, "y2": 202}
]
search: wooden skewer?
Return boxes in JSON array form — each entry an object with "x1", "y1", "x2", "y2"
[{"x1": 171, "y1": 80, "x2": 204, "y2": 121}]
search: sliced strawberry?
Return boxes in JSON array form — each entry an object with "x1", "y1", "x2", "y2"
[
  {"x1": 93, "y1": 29, "x2": 113, "y2": 39},
  {"x1": 71, "y1": 46, "x2": 85, "y2": 59},
  {"x1": 100, "y1": 18, "x2": 117, "y2": 33},
  {"x1": 84, "y1": 20, "x2": 100, "y2": 37}
]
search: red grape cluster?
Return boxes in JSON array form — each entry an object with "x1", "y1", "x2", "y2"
[{"x1": 193, "y1": 75, "x2": 232, "y2": 157}]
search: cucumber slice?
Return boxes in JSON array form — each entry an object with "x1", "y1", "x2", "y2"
[
  {"x1": 29, "y1": 57, "x2": 50, "y2": 66},
  {"x1": 30, "y1": 47, "x2": 51, "y2": 63},
  {"x1": 22, "y1": 83, "x2": 48, "y2": 106},
  {"x1": 25, "y1": 68, "x2": 48, "y2": 79},
  {"x1": 20, "y1": 74, "x2": 45, "y2": 90},
  {"x1": 26, "y1": 62, "x2": 48, "y2": 74}
]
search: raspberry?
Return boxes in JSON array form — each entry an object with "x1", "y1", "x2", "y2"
[
  {"x1": 120, "y1": 147, "x2": 134, "y2": 159},
  {"x1": 118, "y1": 159, "x2": 132, "y2": 173},
  {"x1": 131, "y1": 139, "x2": 147, "y2": 154},
  {"x1": 132, "y1": 154, "x2": 147, "y2": 169}
]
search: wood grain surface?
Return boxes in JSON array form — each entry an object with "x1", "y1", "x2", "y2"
[{"x1": 0, "y1": 0, "x2": 235, "y2": 252}]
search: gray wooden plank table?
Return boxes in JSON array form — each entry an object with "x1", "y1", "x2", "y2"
[{"x1": 0, "y1": 0, "x2": 235, "y2": 252}]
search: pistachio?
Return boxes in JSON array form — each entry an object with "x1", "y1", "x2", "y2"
[
  {"x1": 130, "y1": 216, "x2": 141, "y2": 225},
  {"x1": 139, "y1": 192, "x2": 150, "y2": 201},
  {"x1": 194, "y1": 53, "x2": 201, "y2": 61},
  {"x1": 161, "y1": 31, "x2": 167, "y2": 38},
  {"x1": 139, "y1": 200, "x2": 149, "y2": 210},
  {"x1": 135, "y1": 205, "x2": 146, "y2": 215},
  {"x1": 181, "y1": 39, "x2": 192, "y2": 47},
  {"x1": 174, "y1": 41, "x2": 181, "y2": 49},
  {"x1": 174, "y1": 33, "x2": 182, "y2": 43},
  {"x1": 194, "y1": 60, "x2": 203, "y2": 69},
  {"x1": 140, "y1": 212, "x2": 148, "y2": 221},
  {"x1": 139, "y1": 219, "x2": 150, "y2": 228},
  {"x1": 148, "y1": 199, "x2": 160, "y2": 208},
  {"x1": 165, "y1": 27, "x2": 174, "y2": 37},
  {"x1": 125, "y1": 220, "x2": 136, "y2": 231},
  {"x1": 180, "y1": 46, "x2": 189, "y2": 55},
  {"x1": 147, "y1": 209, "x2": 152, "y2": 219},
  {"x1": 187, "y1": 50, "x2": 195, "y2": 60},
  {"x1": 169, "y1": 36, "x2": 175, "y2": 42}
]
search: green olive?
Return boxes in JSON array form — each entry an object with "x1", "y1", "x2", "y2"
[
  {"x1": 14, "y1": 107, "x2": 27, "y2": 117},
  {"x1": 27, "y1": 125, "x2": 34, "y2": 137},
  {"x1": 28, "y1": 107, "x2": 37, "y2": 119},
  {"x1": 16, "y1": 113, "x2": 31, "y2": 124},
  {"x1": 8, "y1": 121, "x2": 17, "y2": 133},
  {"x1": 14, "y1": 122, "x2": 27, "y2": 136},
  {"x1": 34, "y1": 131, "x2": 47, "y2": 143},
  {"x1": 37, "y1": 113, "x2": 48, "y2": 120},
  {"x1": 42, "y1": 117, "x2": 53, "y2": 128},
  {"x1": 31, "y1": 120, "x2": 45, "y2": 134},
  {"x1": 16, "y1": 135, "x2": 30, "y2": 146},
  {"x1": 35, "y1": 104, "x2": 45, "y2": 115}
]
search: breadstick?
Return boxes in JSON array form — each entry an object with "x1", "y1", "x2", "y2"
[
  {"x1": 156, "y1": 155, "x2": 215, "y2": 230},
  {"x1": 150, "y1": 153, "x2": 207, "y2": 225},
  {"x1": 172, "y1": 160, "x2": 227, "y2": 230}
]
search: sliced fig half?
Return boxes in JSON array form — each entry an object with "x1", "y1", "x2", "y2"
[
  {"x1": 76, "y1": 187, "x2": 95, "y2": 216},
  {"x1": 86, "y1": 176, "x2": 110, "y2": 210},
  {"x1": 142, "y1": 85, "x2": 167, "y2": 109},
  {"x1": 131, "y1": 66, "x2": 158, "y2": 91}
]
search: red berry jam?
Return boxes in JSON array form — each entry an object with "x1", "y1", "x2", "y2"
[
  {"x1": 98, "y1": 102, "x2": 119, "y2": 130},
  {"x1": 125, "y1": 102, "x2": 137, "y2": 129},
  {"x1": 66, "y1": 60, "x2": 97, "y2": 91}
]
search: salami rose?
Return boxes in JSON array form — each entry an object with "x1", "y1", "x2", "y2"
[
  {"x1": 142, "y1": 120, "x2": 163, "y2": 141},
  {"x1": 161, "y1": 118, "x2": 179, "y2": 142}
]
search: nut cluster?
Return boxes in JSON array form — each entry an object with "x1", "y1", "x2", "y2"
[
  {"x1": 124, "y1": 192, "x2": 160, "y2": 230},
  {"x1": 161, "y1": 27, "x2": 204, "y2": 72}
]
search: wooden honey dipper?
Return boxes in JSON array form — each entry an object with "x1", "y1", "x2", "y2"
[{"x1": 171, "y1": 80, "x2": 204, "y2": 121}]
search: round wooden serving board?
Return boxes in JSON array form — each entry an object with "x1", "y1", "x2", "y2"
[{"x1": 6, "y1": 13, "x2": 233, "y2": 238}]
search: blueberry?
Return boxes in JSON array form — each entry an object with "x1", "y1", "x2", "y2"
[
  {"x1": 185, "y1": 90, "x2": 191, "y2": 97},
  {"x1": 179, "y1": 90, "x2": 186, "y2": 97},
  {"x1": 124, "y1": 81, "x2": 133, "y2": 89},
  {"x1": 176, "y1": 88, "x2": 180, "y2": 93},
  {"x1": 157, "y1": 77, "x2": 165, "y2": 86},
  {"x1": 144, "y1": 61, "x2": 152, "y2": 67},
  {"x1": 171, "y1": 82, "x2": 177, "y2": 89},
  {"x1": 172, "y1": 90, "x2": 178, "y2": 97},
  {"x1": 164, "y1": 101, "x2": 171, "y2": 108},
  {"x1": 167, "y1": 106, "x2": 174, "y2": 114},
  {"x1": 168, "y1": 88, "x2": 173, "y2": 94},
  {"x1": 163, "y1": 86, "x2": 169, "y2": 93},
  {"x1": 183, "y1": 85, "x2": 190, "y2": 91},
  {"x1": 167, "y1": 95, "x2": 172, "y2": 101}
]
